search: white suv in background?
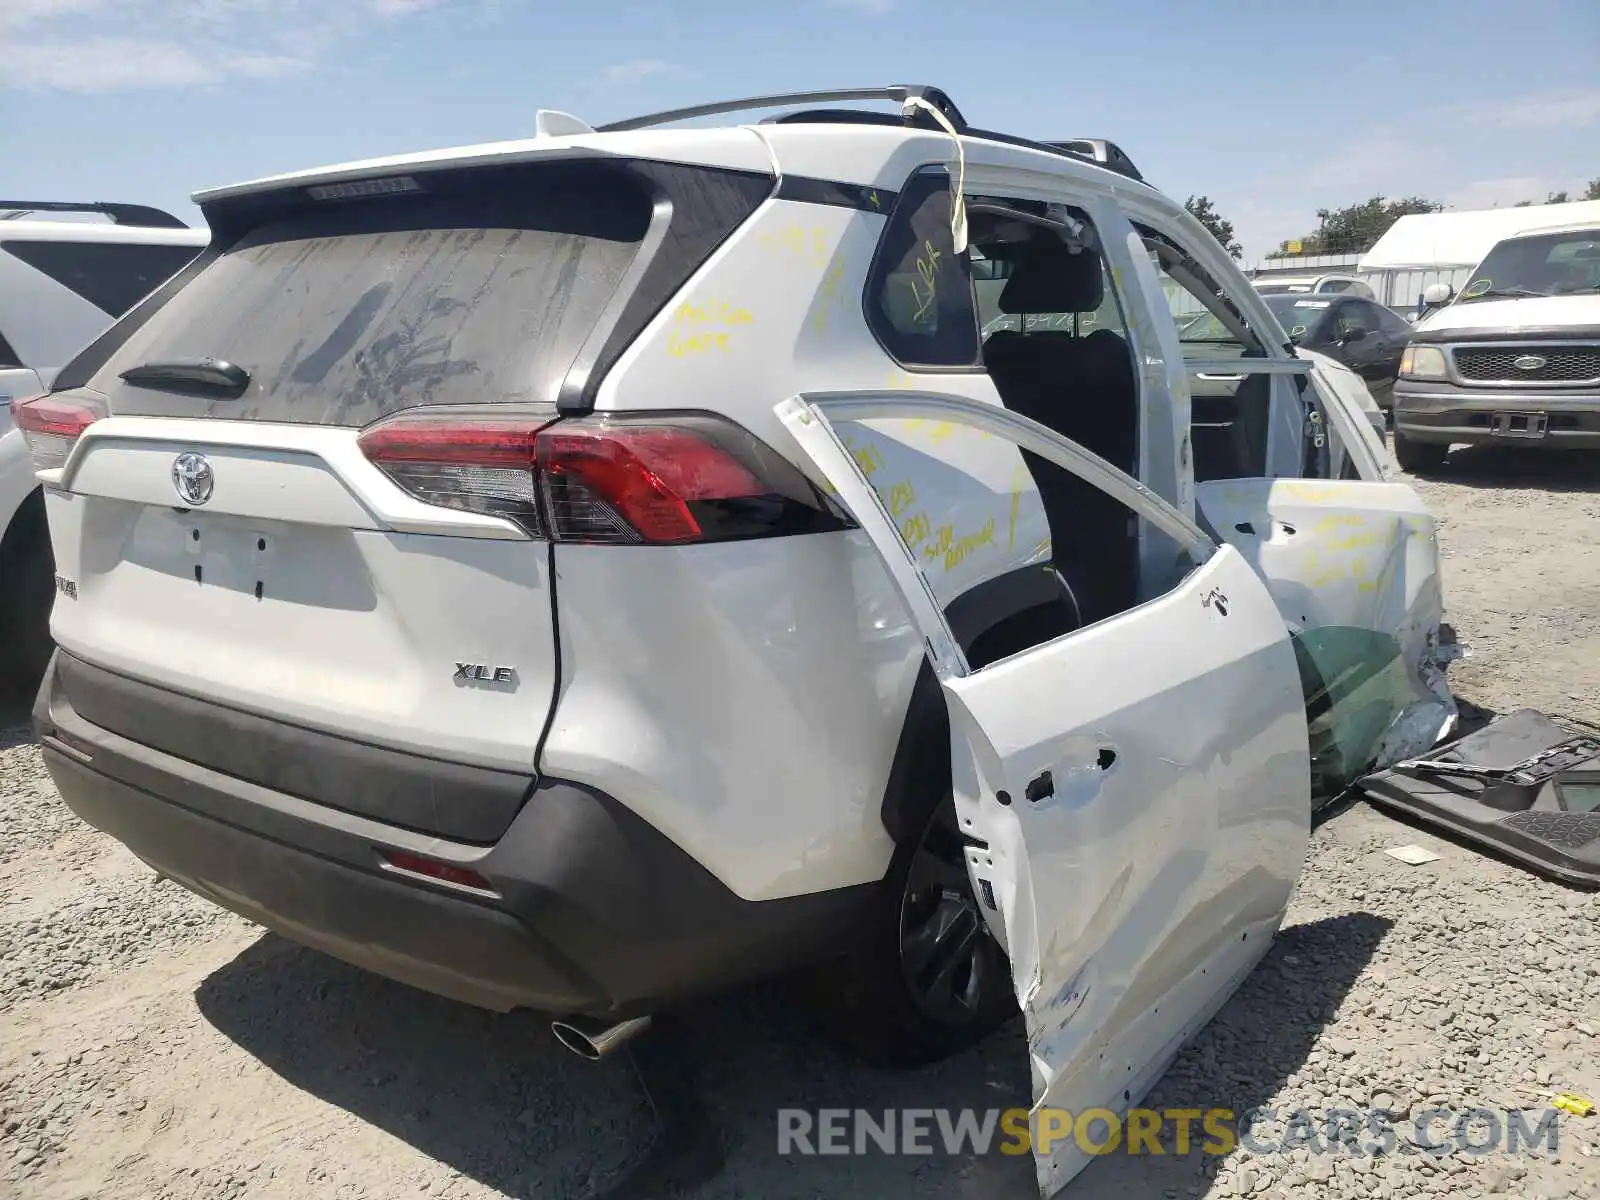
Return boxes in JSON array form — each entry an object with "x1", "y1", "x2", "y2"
[
  {"x1": 17, "y1": 88, "x2": 1457, "y2": 1194},
  {"x1": 0, "y1": 202, "x2": 207, "y2": 693},
  {"x1": 1252, "y1": 272, "x2": 1375, "y2": 298}
]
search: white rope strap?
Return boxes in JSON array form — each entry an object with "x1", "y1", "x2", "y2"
[{"x1": 900, "y1": 96, "x2": 968, "y2": 254}]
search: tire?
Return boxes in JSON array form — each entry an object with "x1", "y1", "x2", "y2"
[
  {"x1": 0, "y1": 490, "x2": 56, "y2": 702},
  {"x1": 816, "y1": 791, "x2": 1017, "y2": 1067},
  {"x1": 1393, "y1": 429, "x2": 1449, "y2": 475}
]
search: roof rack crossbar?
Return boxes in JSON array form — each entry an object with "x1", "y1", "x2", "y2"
[
  {"x1": 0, "y1": 200, "x2": 188, "y2": 229},
  {"x1": 596, "y1": 85, "x2": 968, "y2": 134}
]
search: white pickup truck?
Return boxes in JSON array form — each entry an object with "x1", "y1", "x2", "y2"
[{"x1": 1393, "y1": 220, "x2": 1600, "y2": 472}]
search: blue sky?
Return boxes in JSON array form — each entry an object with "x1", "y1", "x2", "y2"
[{"x1": 5, "y1": 0, "x2": 1597, "y2": 261}]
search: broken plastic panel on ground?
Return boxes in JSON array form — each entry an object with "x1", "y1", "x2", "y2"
[{"x1": 1362, "y1": 709, "x2": 1600, "y2": 889}]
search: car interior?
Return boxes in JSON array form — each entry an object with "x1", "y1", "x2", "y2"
[
  {"x1": 965, "y1": 203, "x2": 1140, "y2": 662},
  {"x1": 1138, "y1": 230, "x2": 1277, "y2": 485}
]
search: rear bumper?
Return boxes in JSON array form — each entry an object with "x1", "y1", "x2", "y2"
[
  {"x1": 35, "y1": 653, "x2": 876, "y2": 1017},
  {"x1": 1393, "y1": 381, "x2": 1600, "y2": 448}
]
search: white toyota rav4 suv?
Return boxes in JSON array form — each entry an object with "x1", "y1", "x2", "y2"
[
  {"x1": 1, "y1": 202, "x2": 207, "y2": 692},
  {"x1": 18, "y1": 88, "x2": 1457, "y2": 1193}
]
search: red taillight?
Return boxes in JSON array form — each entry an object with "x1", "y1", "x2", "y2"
[
  {"x1": 358, "y1": 410, "x2": 848, "y2": 546},
  {"x1": 357, "y1": 414, "x2": 547, "y2": 535},
  {"x1": 12, "y1": 393, "x2": 104, "y2": 472},
  {"x1": 381, "y1": 850, "x2": 496, "y2": 894},
  {"x1": 539, "y1": 423, "x2": 763, "y2": 543}
]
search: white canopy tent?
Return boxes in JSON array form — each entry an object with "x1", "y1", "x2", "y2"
[{"x1": 1359, "y1": 200, "x2": 1600, "y2": 312}]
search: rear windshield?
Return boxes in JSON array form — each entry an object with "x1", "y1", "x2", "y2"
[{"x1": 92, "y1": 163, "x2": 652, "y2": 425}]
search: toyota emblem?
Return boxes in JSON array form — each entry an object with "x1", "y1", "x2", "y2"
[
  {"x1": 1513, "y1": 355, "x2": 1548, "y2": 371},
  {"x1": 172, "y1": 452, "x2": 215, "y2": 506}
]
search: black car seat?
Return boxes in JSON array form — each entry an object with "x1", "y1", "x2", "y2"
[{"x1": 981, "y1": 235, "x2": 1139, "y2": 620}]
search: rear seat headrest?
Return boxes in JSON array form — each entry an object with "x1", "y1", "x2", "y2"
[{"x1": 996, "y1": 237, "x2": 1104, "y2": 316}]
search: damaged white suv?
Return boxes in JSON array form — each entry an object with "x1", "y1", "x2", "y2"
[{"x1": 19, "y1": 86, "x2": 1455, "y2": 1196}]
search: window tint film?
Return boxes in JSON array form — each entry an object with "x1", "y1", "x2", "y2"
[
  {"x1": 91, "y1": 162, "x2": 654, "y2": 425},
  {"x1": 866, "y1": 168, "x2": 979, "y2": 368},
  {"x1": 0, "y1": 241, "x2": 202, "y2": 317}
]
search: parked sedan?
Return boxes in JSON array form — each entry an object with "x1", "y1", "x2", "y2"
[
  {"x1": 1266, "y1": 294, "x2": 1413, "y2": 410},
  {"x1": 1180, "y1": 294, "x2": 1412, "y2": 411}
]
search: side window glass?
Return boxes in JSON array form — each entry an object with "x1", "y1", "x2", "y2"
[
  {"x1": 0, "y1": 326, "x2": 21, "y2": 370},
  {"x1": 1376, "y1": 304, "x2": 1413, "y2": 339},
  {"x1": 865, "y1": 169, "x2": 979, "y2": 368},
  {"x1": 1332, "y1": 302, "x2": 1370, "y2": 340},
  {"x1": 0, "y1": 241, "x2": 202, "y2": 317}
]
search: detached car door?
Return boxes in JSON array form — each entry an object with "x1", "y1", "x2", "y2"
[
  {"x1": 1186, "y1": 344, "x2": 1457, "y2": 798},
  {"x1": 777, "y1": 392, "x2": 1312, "y2": 1198},
  {"x1": 1193, "y1": 471, "x2": 1455, "y2": 799}
]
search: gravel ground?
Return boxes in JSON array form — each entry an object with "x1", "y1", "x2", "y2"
[{"x1": 3, "y1": 443, "x2": 1599, "y2": 1200}]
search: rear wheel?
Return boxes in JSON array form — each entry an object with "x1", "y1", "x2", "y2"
[
  {"x1": 0, "y1": 490, "x2": 55, "y2": 702},
  {"x1": 820, "y1": 793, "x2": 1016, "y2": 1066},
  {"x1": 1393, "y1": 429, "x2": 1449, "y2": 475}
]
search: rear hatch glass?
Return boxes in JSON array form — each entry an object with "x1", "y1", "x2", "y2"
[{"x1": 91, "y1": 161, "x2": 653, "y2": 424}]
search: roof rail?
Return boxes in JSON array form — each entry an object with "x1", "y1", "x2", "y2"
[
  {"x1": 596, "y1": 85, "x2": 967, "y2": 133},
  {"x1": 594, "y1": 85, "x2": 1148, "y2": 186},
  {"x1": 1040, "y1": 139, "x2": 1144, "y2": 183},
  {"x1": 0, "y1": 200, "x2": 189, "y2": 229}
]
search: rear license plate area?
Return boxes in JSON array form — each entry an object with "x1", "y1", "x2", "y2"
[
  {"x1": 178, "y1": 513, "x2": 277, "y2": 595},
  {"x1": 1491, "y1": 411, "x2": 1548, "y2": 439}
]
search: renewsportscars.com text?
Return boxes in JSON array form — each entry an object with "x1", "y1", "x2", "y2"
[{"x1": 776, "y1": 1105, "x2": 1564, "y2": 1159}]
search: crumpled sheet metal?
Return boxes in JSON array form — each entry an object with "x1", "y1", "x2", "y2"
[{"x1": 1197, "y1": 478, "x2": 1459, "y2": 793}]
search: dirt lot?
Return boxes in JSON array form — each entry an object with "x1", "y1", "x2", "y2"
[{"x1": 4, "y1": 445, "x2": 1600, "y2": 1200}]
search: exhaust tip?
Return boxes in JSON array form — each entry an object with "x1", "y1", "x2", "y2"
[
  {"x1": 551, "y1": 1015, "x2": 651, "y2": 1061},
  {"x1": 550, "y1": 1021, "x2": 604, "y2": 1061}
]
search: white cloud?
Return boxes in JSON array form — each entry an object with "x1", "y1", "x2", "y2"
[
  {"x1": 3, "y1": 0, "x2": 446, "y2": 90},
  {"x1": 0, "y1": 0, "x2": 105, "y2": 30},
  {"x1": 1445, "y1": 176, "x2": 1559, "y2": 210},
  {"x1": 1223, "y1": 85, "x2": 1600, "y2": 260},
  {"x1": 368, "y1": 0, "x2": 440, "y2": 15},
  {"x1": 1458, "y1": 87, "x2": 1600, "y2": 132},
  {"x1": 602, "y1": 58, "x2": 679, "y2": 84},
  {"x1": 7, "y1": 37, "x2": 310, "y2": 91}
]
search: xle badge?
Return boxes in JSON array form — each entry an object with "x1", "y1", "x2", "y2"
[{"x1": 455, "y1": 663, "x2": 517, "y2": 685}]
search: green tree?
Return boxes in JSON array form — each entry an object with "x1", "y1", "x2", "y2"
[
  {"x1": 1516, "y1": 190, "x2": 1572, "y2": 206},
  {"x1": 1268, "y1": 195, "x2": 1442, "y2": 257},
  {"x1": 1184, "y1": 195, "x2": 1242, "y2": 260},
  {"x1": 1586, "y1": 177, "x2": 1600, "y2": 201}
]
